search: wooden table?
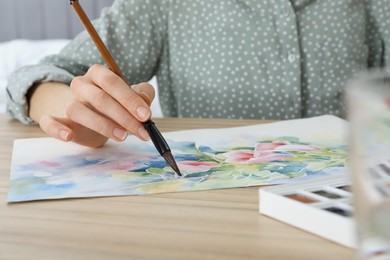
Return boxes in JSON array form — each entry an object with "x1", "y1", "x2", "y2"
[{"x1": 0, "y1": 114, "x2": 354, "y2": 259}]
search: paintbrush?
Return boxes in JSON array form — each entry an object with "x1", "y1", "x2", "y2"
[{"x1": 69, "y1": 0, "x2": 182, "y2": 176}]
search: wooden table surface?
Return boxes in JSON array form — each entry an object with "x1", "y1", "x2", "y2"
[{"x1": 0, "y1": 114, "x2": 354, "y2": 259}]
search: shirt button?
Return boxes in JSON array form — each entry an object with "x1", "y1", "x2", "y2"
[{"x1": 287, "y1": 53, "x2": 297, "y2": 63}]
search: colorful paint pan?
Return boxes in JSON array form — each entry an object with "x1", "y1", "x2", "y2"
[
  {"x1": 285, "y1": 193, "x2": 319, "y2": 204},
  {"x1": 312, "y1": 190, "x2": 343, "y2": 199},
  {"x1": 324, "y1": 206, "x2": 351, "y2": 217},
  {"x1": 336, "y1": 185, "x2": 351, "y2": 192}
]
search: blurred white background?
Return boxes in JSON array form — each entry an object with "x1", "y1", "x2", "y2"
[{"x1": 0, "y1": 39, "x2": 162, "y2": 117}]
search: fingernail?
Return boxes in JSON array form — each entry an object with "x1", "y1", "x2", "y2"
[
  {"x1": 113, "y1": 128, "x2": 127, "y2": 141},
  {"x1": 59, "y1": 130, "x2": 70, "y2": 141},
  {"x1": 136, "y1": 106, "x2": 150, "y2": 121},
  {"x1": 138, "y1": 127, "x2": 150, "y2": 140}
]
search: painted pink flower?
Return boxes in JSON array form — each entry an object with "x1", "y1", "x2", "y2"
[
  {"x1": 254, "y1": 142, "x2": 318, "y2": 155},
  {"x1": 222, "y1": 141, "x2": 318, "y2": 164},
  {"x1": 223, "y1": 150, "x2": 293, "y2": 164},
  {"x1": 37, "y1": 160, "x2": 61, "y2": 168},
  {"x1": 254, "y1": 142, "x2": 286, "y2": 151},
  {"x1": 177, "y1": 161, "x2": 219, "y2": 173}
]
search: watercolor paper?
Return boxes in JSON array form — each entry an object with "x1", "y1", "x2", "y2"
[{"x1": 8, "y1": 115, "x2": 348, "y2": 202}]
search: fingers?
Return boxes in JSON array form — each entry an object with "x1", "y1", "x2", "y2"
[
  {"x1": 65, "y1": 100, "x2": 126, "y2": 141},
  {"x1": 86, "y1": 64, "x2": 152, "y2": 122},
  {"x1": 39, "y1": 115, "x2": 109, "y2": 148},
  {"x1": 71, "y1": 77, "x2": 139, "y2": 134},
  {"x1": 70, "y1": 74, "x2": 151, "y2": 141},
  {"x1": 65, "y1": 100, "x2": 149, "y2": 141},
  {"x1": 39, "y1": 115, "x2": 73, "y2": 142},
  {"x1": 42, "y1": 64, "x2": 155, "y2": 147}
]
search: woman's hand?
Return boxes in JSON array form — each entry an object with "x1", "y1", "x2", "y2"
[{"x1": 29, "y1": 64, "x2": 155, "y2": 148}]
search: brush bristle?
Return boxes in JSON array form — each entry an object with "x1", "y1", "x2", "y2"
[{"x1": 163, "y1": 152, "x2": 182, "y2": 176}]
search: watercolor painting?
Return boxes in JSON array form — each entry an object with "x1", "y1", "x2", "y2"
[{"x1": 7, "y1": 115, "x2": 349, "y2": 202}]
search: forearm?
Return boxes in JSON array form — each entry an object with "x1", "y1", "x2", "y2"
[{"x1": 28, "y1": 82, "x2": 72, "y2": 123}]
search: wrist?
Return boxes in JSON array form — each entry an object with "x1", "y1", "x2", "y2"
[{"x1": 28, "y1": 82, "x2": 72, "y2": 123}]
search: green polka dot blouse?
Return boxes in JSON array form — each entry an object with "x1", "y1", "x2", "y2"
[{"x1": 6, "y1": 0, "x2": 390, "y2": 124}]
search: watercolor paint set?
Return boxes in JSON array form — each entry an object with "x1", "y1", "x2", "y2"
[{"x1": 259, "y1": 174, "x2": 356, "y2": 248}]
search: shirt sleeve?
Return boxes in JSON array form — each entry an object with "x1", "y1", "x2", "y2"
[
  {"x1": 366, "y1": 0, "x2": 390, "y2": 68},
  {"x1": 6, "y1": 0, "x2": 168, "y2": 124}
]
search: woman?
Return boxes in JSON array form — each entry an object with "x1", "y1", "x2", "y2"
[{"x1": 6, "y1": 0, "x2": 390, "y2": 147}]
